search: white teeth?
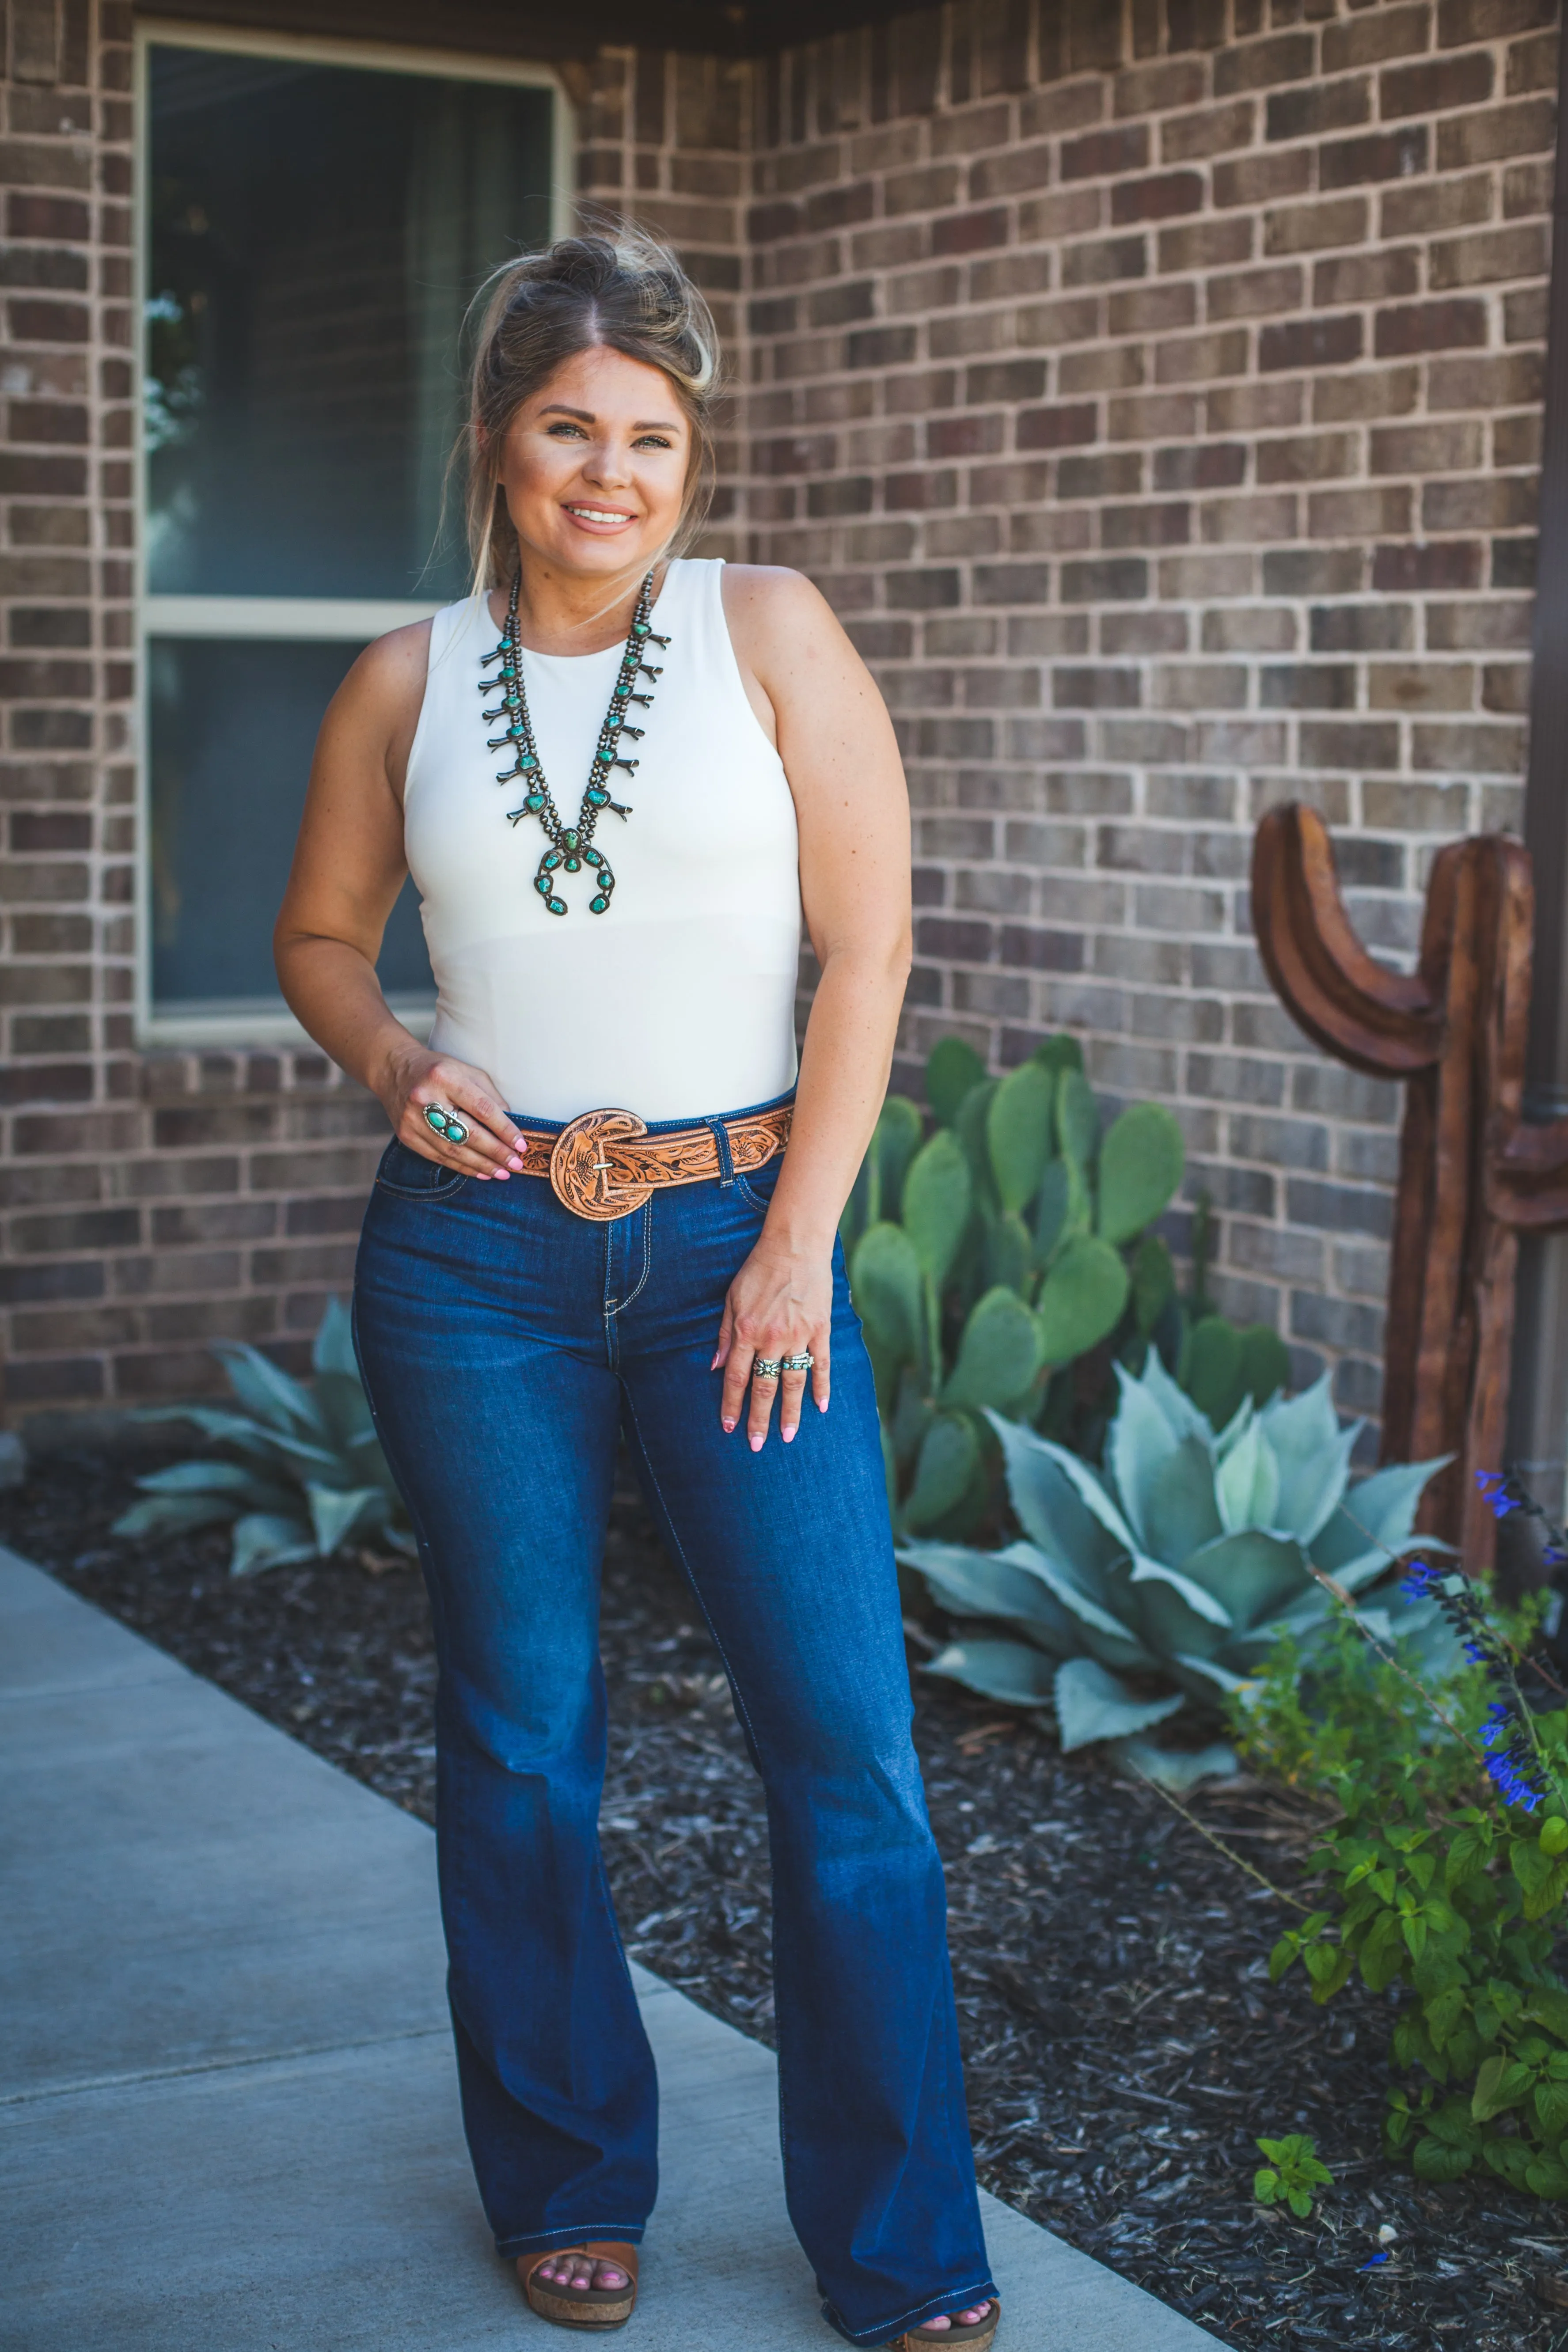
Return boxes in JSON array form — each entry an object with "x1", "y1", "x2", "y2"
[{"x1": 569, "y1": 507, "x2": 630, "y2": 523}]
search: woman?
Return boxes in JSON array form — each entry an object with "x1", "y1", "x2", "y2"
[{"x1": 275, "y1": 233, "x2": 998, "y2": 2349}]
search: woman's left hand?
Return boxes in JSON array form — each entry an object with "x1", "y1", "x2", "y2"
[{"x1": 713, "y1": 1238, "x2": 832, "y2": 1449}]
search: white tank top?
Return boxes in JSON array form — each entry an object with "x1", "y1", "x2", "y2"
[{"x1": 402, "y1": 559, "x2": 802, "y2": 1122}]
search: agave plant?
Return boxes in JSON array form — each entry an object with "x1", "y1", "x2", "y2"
[
  {"x1": 899, "y1": 1351, "x2": 1454, "y2": 1775},
  {"x1": 846, "y1": 1032, "x2": 1291, "y2": 1540},
  {"x1": 113, "y1": 1299, "x2": 413, "y2": 1576}
]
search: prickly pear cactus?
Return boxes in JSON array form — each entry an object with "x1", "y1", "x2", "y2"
[{"x1": 844, "y1": 1032, "x2": 1290, "y2": 1540}]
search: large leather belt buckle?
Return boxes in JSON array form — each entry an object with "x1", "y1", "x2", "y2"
[{"x1": 550, "y1": 1108, "x2": 653, "y2": 1222}]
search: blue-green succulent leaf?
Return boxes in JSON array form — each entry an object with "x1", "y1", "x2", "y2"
[
  {"x1": 1140, "y1": 1346, "x2": 1213, "y2": 1444},
  {"x1": 229, "y1": 1511, "x2": 317, "y2": 1577},
  {"x1": 1107, "y1": 1360, "x2": 1185, "y2": 1544},
  {"x1": 1258, "y1": 1373, "x2": 1359, "y2": 1542},
  {"x1": 212, "y1": 1340, "x2": 325, "y2": 1438},
  {"x1": 1311, "y1": 1456, "x2": 1451, "y2": 1573},
  {"x1": 1055, "y1": 1657, "x2": 1185, "y2": 1752},
  {"x1": 305, "y1": 1483, "x2": 388, "y2": 1558},
  {"x1": 1177, "y1": 1529, "x2": 1308, "y2": 1631},
  {"x1": 1116, "y1": 1737, "x2": 1238, "y2": 1791},
  {"x1": 925, "y1": 1638, "x2": 1057, "y2": 1706},
  {"x1": 898, "y1": 1539, "x2": 1083, "y2": 1651},
  {"x1": 998, "y1": 1538, "x2": 1145, "y2": 1647},
  {"x1": 1216, "y1": 1417, "x2": 1282, "y2": 1534},
  {"x1": 1129, "y1": 1556, "x2": 1235, "y2": 1627},
  {"x1": 111, "y1": 1492, "x2": 242, "y2": 1539},
  {"x1": 1143, "y1": 1435, "x2": 1225, "y2": 1566},
  {"x1": 311, "y1": 1296, "x2": 358, "y2": 1379},
  {"x1": 1171, "y1": 1652, "x2": 1253, "y2": 1696},
  {"x1": 986, "y1": 1411, "x2": 1137, "y2": 1555},
  {"x1": 131, "y1": 1459, "x2": 271, "y2": 1497}
]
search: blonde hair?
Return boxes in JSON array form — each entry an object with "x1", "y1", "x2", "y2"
[{"x1": 461, "y1": 228, "x2": 722, "y2": 590}]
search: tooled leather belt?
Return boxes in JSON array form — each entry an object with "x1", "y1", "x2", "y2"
[{"x1": 513, "y1": 1104, "x2": 792, "y2": 1222}]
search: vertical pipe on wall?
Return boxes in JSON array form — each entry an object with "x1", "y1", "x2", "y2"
[{"x1": 1510, "y1": 8, "x2": 1568, "y2": 1522}]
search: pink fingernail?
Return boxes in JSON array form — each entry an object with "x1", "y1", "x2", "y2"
[
  {"x1": 710, "y1": 1352, "x2": 722, "y2": 1370},
  {"x1": 494, "y1": 1171, "x2": 509, "y2": 1181},
  {"x1": 750, "y1": 1433, "x2": 764, "y2": 1453},
  {"x1": 817, "y1": 1397, "x2": 829, "y2": 1411},
  {"x1": 722, "y1": 1418, "x2": 736, "y2": 1433},
  {"x1": 782, "y1": 1426, "x2": 797, "y2": 1442}
]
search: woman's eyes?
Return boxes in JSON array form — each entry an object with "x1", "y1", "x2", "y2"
[{"x1": 542, "y1": 423, "x2": 674, "y2": 451}]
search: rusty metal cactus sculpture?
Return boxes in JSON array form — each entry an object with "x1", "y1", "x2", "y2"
[{"x1": 1252, "y1": 803, "x2": 1568, "y2": 1572}]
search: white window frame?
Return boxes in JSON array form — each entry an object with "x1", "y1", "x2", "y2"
[{"x1": 133, "y1": 19, "x2": 573, "y2": 1048}]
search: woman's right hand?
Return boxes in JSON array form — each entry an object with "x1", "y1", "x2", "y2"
[{"x1": 379, "y1": 1044, "x2": 530, "y2": 1181}]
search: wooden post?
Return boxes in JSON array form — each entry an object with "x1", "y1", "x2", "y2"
[{"x1": 1252, "y1": 804, "x2": 1568, "y2": 1573}]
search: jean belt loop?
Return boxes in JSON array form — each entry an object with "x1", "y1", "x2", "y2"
[{"x1": 703, "y1": 1114, "x2": 737, "y2": 1187}]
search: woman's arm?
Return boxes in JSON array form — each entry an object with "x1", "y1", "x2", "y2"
[
  {"x1": 273, "y1": 624, "x2": 529, "y2": 1181},
  {"x1": 716, "y1": 566, "x2": 913, "y2": 1448}
]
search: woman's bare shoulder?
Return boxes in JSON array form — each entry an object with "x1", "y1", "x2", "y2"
[
  {"x1": 336, "y1": 617, "x2": 432, "y2": 712},
  {"x1": 719, "y1": 563, "x2": 858, "y2": 676}
]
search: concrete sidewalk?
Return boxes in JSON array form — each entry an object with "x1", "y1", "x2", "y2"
[{"x1": 0, "y1": 1544, "x2": 1222, "y2": 2352}]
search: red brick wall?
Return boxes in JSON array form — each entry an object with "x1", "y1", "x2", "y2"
[
  {"x1": 739, "y1": 0, "x2": 1555, "y2": 1416},
  {"x1": 0, "y1": 0, "x2": 1557, "y2": 1427}
]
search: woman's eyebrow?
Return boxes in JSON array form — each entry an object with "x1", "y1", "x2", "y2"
[{"x1": 538, "y1": 403, "x2": 683, "y2": 431}]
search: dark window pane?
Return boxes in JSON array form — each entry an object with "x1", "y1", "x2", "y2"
[
  {"x1": 146, "y1": 45, "x2": 552, "y2": 598},
  {"x1": 149, "y1": 637, "x2": 431, "y2": 1010}
]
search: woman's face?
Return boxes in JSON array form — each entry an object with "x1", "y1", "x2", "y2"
[{"x1": 495, "y1": 344, "x2": 692, "y2": 582}]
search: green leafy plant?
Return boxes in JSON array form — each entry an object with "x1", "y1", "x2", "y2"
[
  {"x1": 1226, "y1": 1477, "x2": 1568, "y2": 2203},
  {"x1": 1253, "y1": 2133, "x2": 1334, "y2": 2219},
  {"x1": 112, "y1": 1299, "x2": 413, "y2": 1576},
  {"x1": 845, "y1": 1032, "x2": 1290, "y2": 1542},
  {"x1": 897, "y1": 1348, "x2": 1452, "y2": 1774}
]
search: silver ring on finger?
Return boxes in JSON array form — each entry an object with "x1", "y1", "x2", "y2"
[
  {"x1": 752, "y1": 1356, "x2": 783, "y2": 1380},
  {"x1": 423, "y1": 1103, "x2": 470, "y2": 1148},
  {"x1": 779, "y1": 1351, "x2": 814, "y2": 1373}
]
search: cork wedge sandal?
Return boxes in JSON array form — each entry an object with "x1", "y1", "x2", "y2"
[
  {"x1": 518, "y1": 2243, "x2": 639, "y2": 2331},
  {"x1": 887, "y1": 2301, "x2": 1000, "y2": 2351}
]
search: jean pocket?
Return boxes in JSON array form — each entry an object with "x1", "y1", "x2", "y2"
[
  {"x1": 374, "y1": 1135, "x2": 470, "y2": 1202},
  {"x1": 733, "y1": 1154, "x2": 783, "y2": 1214}
]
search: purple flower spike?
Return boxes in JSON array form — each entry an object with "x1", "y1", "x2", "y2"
[
  {"x1": 1475, "y1": 1471, "x2": 1503, "y2": 1495},
  {"x1": 1358, "y1": 2251, "x2": 1391, "y2": 2272}
]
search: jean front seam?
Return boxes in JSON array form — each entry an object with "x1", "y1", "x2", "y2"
[{"x1": 619, "y1": 1392, "x2": 766, "y2": 1772}]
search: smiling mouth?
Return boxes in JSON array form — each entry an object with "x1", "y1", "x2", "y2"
[{"x1": 565, "y1": 505, "x2": 637, "y2": 526}]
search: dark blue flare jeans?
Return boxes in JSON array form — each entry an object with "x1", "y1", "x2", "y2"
[{"x1": 351, "y1": 1098, "x2": 994, "y2": 2346}]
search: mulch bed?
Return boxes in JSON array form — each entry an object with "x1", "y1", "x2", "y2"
[{"x1": 8, "y1": 1444, "x2": 1568, "y2": 2352}]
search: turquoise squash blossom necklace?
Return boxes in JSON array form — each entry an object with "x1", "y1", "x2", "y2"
[{"x1": 479, "y1": 569, "x2": 669, "y2": 916}]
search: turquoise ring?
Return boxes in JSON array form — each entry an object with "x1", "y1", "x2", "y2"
[{"x1": 423, "y1": 1103, "x2": 470, "y2": 1148}]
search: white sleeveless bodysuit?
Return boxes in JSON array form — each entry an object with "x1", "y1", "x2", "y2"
[{"x1": 402, "y1": 559, "x2": 802, "y2": 1122}]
